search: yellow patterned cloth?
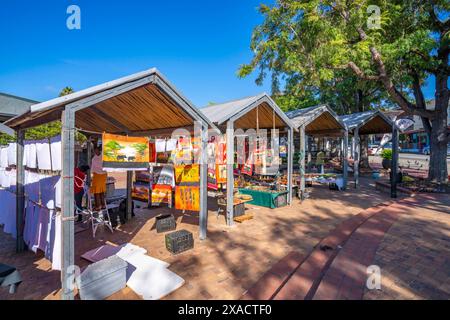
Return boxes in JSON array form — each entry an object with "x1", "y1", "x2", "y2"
[{"x1": 91, "y1": 173, "x2": 107, "y2": 194}]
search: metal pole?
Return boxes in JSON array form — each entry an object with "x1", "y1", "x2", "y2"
[
  {"x1": 226, "y1": 121, "x2": 234, "y2": 225},
  {"x1": 286, "y1": 127, "x2": 293, "y2": 204},
  {"x1": 343, "y1": 129, "x2": 349, "y2": 190},
  {"x1": 126, "y1": 171, "x2": 133, "y2": 220},
  {"x1": 199, "y1": 123, "x2": 208, "y2": 239},
  {"x1": 299, "y1": 125, "x2": 306, "y2": 199},
  {"x1": 86, "y1": 136, "x2": 92, "y2": 187},
  {"x1": 16, "y1": 129, "x2": 25, "y2": 252},
  {"x1": 61, "y1": 108, "x2": 75, "y2": 300},
  {"x1": 354, "y1": 128, "x2": 360, "y2": 188},
  {"x1": 391, "y1": 123, "x2": 399, "y2": 198}
]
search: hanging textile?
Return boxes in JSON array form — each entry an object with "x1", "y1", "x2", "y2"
[
  {"x1": 102, "y1": 133, "x2": 150, "y2": 169},
  {"x1": 25, "y1": 141, "x2": 37, "y2": 169},
  {"x1": 165, "y1": 139, "x2": 177, "y2": 152},
  {"x1": 24, "y1": 171, "x2": 40, "y2": 203},
  {"x1": 216, "y1": 164, "x2": 227, "y2": 184},
  {"x1": 207, "y1": 164, "x2": 218, "y2": 190},
  {"x1": 216, "y1": 135, "x2": 227, "y2": 165},
  {"x1": 7, "y1": 143, "x2": 16, "y2": 166},
  {"x1": 50, "y1": 136, "x2": 62, "y2": 171},
  {"x1": 174, "y1": 136, "x2": 192, "y2": 164},
  {"x1": 151, "y1": 184, "x2": 172, "y2": 206},
  {"x1": 0, "y1": 147, "x2": 8, "y2": 168},
  {"x1": 148, "y1": 141, "x2": 156, "y2": 163},
  {"x1": 0, "y1": 188, "x2": 16, "y2": 238},
  {"x1": 175, "y1": 186, "x2": 199, "y2": 211},
  {"x1": 155, "y1": 139, "x2": 166, "y2": 153},
  {"x1": 174, "y1": 164, "x2": 200, "y2": 184}
]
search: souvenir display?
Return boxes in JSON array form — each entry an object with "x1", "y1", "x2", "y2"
[
  {"x1": 148, "y1": 141, "x2": 156, "y2": 163},
  {"x1": 175, "y1": 186, "x2": 199, "y2": 211},
  {"x1": 102, "y1": 133, "x2": 149, "y2": 169},
  {"x1": 151, "y1": 184, "x2": 172, "y2": 206},
  {"x1": 207, "y1": 165, "x2": 218, "y2": 190},
  {"x1": 216, "y1": 164, "x2": 227, "y2": 184},
  {"x1": 132, "y1": 181, "x2": 151, "y2": 202}
]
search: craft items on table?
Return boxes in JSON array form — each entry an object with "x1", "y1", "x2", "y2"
[
  {"x1": 175, "y1": 186, "x2": 199, "y2": 211},
  {"x1": 102, "y1": 133, "x2": 150, "y2": 170}
]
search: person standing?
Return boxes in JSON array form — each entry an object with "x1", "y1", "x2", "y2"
[
  {"x1": 74, "y1": 165, "x2": 90, "y2": 222},
  {"x1": 91, "y1": 146, "x2": 107, "y2": 210}
]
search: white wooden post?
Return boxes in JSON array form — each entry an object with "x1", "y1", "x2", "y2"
[
  {"x1": 61, "y1": 108, "x2": 75, "y2": 300},
  {"x1": 354, "y1": 128, "x2": 360, "y2": 188},
  {"x1": 286, "y1": 127, "x2": 293, "y2": 204},
  {"x1": 299, "y1": 125, "x2": 306, "y2": 199},
  {"x1": 199, "y1": 123, "x2": 208, "y2": 239},
  {"x1": 226, "y1": 121, "x2": 234, "y2": 225}
]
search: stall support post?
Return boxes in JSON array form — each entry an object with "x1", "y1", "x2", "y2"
[
  {"x1": 199, "y1": 123, "x2": 208, "y2": 239},
  {"x1": 286, "y1": 127, "x2": 293, "y2": 204},
  {"x1": 126, "y1": 171, "x2": 133, "y2": 220},
  {"x1": 354, "y1": 128, "x2": 360, "y2": 188},
  {"x1": 61, "y1": 108, "x2": 76, "y2": 300},
  {"x1": 351, "y1": 137, "x2": 355, "y2": 159},
  {"x1": 86, "y1": 136, "x2": 92, "y2": 187},
  {"x1": 299, "y1": 125, "x2": 306, "y2": 199},
  {"x1": 343, "y1": 129, "x2": 349, "y2": 190},
  {"x1": 226, "y1": 121, "x2": 234, "y2": 226},
  {"x1": 16, "y1": 129, "x2": 25, "y2": 253},
  {"x1": 391, "y1": 124, "x2": 399, "y2": 198}
]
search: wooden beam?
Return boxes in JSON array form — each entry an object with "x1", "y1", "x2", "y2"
[
  {"x1": 90, "y1": 106, "x2": 130, "y2": 133},
  {"x1": 61, "y1": 108, "x2": 75, "y2": 300},
  {"x1": 129, "y1": 126, "x2": 195, "y2": 137},
  {"x1": 16, "y1": 130, "x2": 25, "y2": 252},
  {"x1": 199, "y1": 123, "x2": 208, "y2": 239},
  {"x1": 226, "y1": 121, "x2": 234, "y2": 226}
]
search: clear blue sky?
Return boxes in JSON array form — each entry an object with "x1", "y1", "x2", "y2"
[{"x1": 0, "y1": 0, "x2": 436, "y2": 107}]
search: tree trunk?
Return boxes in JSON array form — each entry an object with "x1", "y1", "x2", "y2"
[{"x1": 428, "y1": 102, "x2": 448, "y2": 185}]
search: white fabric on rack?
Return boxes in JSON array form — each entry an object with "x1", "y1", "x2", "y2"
[
  {"x1": 50, "y1": 136, "x2": 62, "y2": 171},
  {"x1": 36, "y1": 139, "x2": 52, "y2": 170},
  {"x1": 7, "y1": 143, "x2": 16, "y2": 166},
  {"x1": 51, "y1": 212, "x2": 62, "y2": 270},
  {"x1": 55, "y1": 177, "x2": 62, "y2": 208},
  {"x1": 0, "y1": 147, "x2": 8, "y2": 168},
  {"x1": 165, "y1": 139, "x2": 177, "y2": 151},
  {"x1": 1, "y1": 170, "x2": 10, "y2": 188},
  {"x1": 26, "y1": 142, "x2": 37, "y2": 169},
  {"x1": 155, "y1": 139, "x2": 166, "y2": 153}
]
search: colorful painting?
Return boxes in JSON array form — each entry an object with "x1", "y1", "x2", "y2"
[
  {"x1": 216, "y1": 164, "x2": 227, "y2": 183},
  {"x1": 174, "y1": 136, "x2": 193, "y2": 164},
  {"x1": 216, "y1": 136, "x2": 227, "y2": 165},
  {"x1": 132, "y1": 181, "x2": 150, "y2": 202},
  {"x1": 152, "y1": 165, "x2": 174, "y2": 186},
  {"x1": 175, "y1": 186, "x2": 199, "y2": 211},
  {"x1": 151, "y1": 184, "x2": 172, "y2": 206},
  {"x1": 174, "y1": 164, "x2": 200, "y2": 184},
  {"x1": 207, "y1": 165, "x2": 218, "y2": 190},
  {"x1": 148, "y1": 142, "x2": 156, "y2": 163},
  {"x1": 102, "y1": 133, "x2": 149, "y2": 169}
]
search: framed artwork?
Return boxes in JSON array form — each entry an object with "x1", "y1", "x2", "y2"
[
  {"x1": 216, "y1": 164, "x2": 227, "y2": 183},
  {"x1": 207, "y1": 165, "x2": 218, "y2": 190},
  {"x1": 174, "y1": 164, "x2": 200, "y2": 184},
  {"x1": 151, "y1": 184, "x2": 172, "y2": 206}
]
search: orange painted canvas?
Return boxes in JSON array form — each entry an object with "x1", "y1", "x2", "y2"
[
  {"x1": 102, "y1": 133, "x2": 149, "y2": 169},
  {"x1": 174, "y1": 164, "x2": 200, "y2": 184},
  {"x1": 175, "y1": 186, "x2": 200, "y2": 211},
  {"x1": 151, "y1": 184, "x2": 172, "y2": 205},
  {"x1": 216, "y1": 164, "x2": 227, "y2": 183}
]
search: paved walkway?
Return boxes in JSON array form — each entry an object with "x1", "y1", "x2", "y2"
[{"x1": 242, "y1": 193, "x2": 450, "y2": 300}]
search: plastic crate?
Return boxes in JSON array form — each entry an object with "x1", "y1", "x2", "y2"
[
  {"x1": 156, "y1": 214, "x2": 176, "y2": 233},
  {"x1": 165, "y1": 229, "x2": 194, "y2": 254}
]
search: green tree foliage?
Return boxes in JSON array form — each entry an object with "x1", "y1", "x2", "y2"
[
  {"x1": 132, "y1": 143, "x2": 148, "y2": 156},
  {"x1": 240, "y1": 0, "x2": 449, "y2": 183},
  {"x1": 104, "y1": 140, "x2": 122, "y2": 159}
]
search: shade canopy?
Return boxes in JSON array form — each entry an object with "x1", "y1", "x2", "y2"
[
  {"x1": 286, "y1": 105, "x2": 346, "y2": 136},
  {"x1": 200, "y1": 93, "x2": 294, "y2": 130},
  {"x1": 340, "y1": 110, "x2": 393, "y2": 135},
  {"x1": 5, "y1": 68, "x2": 216, "y2": 135}
]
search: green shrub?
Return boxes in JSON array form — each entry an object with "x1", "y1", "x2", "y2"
[{"x1": 381, "y1": 149, "x2": 392, "y2": 160}]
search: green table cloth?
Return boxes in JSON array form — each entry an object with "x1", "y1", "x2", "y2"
[{"x1": 238, "y1": 188, "x2": 288, "y2": 209}]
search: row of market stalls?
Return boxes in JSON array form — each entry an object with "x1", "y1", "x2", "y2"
[{"x1": 0, "y1": 68, "x2": 397, "y2": 299}]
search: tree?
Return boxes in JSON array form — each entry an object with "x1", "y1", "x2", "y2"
[{"x1": 239, "y1": 0, "x2": 449, "y2": 184}]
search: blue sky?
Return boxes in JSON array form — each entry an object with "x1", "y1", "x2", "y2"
[{"x1": 0, "y1": 0, "x2": 437, "y2": 107}]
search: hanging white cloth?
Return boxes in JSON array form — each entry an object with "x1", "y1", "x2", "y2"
[
  {"x1": 7, "y1": 143, "x2": 16, "y2": 166},
  {"x1": 155, "y1": 139, "x2": 166, "y2": 153},
  {"x1": 0, "y1": 147, "x2": 8, "y2": 168},
  {"x1": 51, "y1": 212, "x2": 62, "y2": 270},
  {"x1": 50, "y1": 136, "x2": 62, "y2": 171},
  {"x1": 55, "y1": 177, "x2": 62, "y2": 209},
  {"x1": 26, "y1": 141, "x2": 37, "y2": 169},
  {"x1": 1, "y1": 170, "x2": 10, "y2": 188},
  {"x1": 165, "y1": 139, "x2": 177, "y2": 151},
  {"x1": 36, "y1": 139, "x2": 52, "y2": 170}
]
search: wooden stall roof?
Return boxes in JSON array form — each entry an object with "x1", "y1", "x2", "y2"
[
  {"x1": 200, "y1": 93, "x2": 295, "y2": 130},
  {"x1": 340, "y1": 110, "x2": 394, "y2": 135},
  {"x1": 4, "y1": 68, "x2": 217, "y2": 135},
  {"x1": 286, "y1": 105, "x2": 346, "y2": 136}
]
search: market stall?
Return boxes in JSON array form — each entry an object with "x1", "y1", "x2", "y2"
[
  {"x1": 286, "y1": 105, "x2": 348, "y2": 199},
  {"x1": 3, "y1": 68, "x2": 217, "y2": 300},
  {"x1": 201, "y1": 93, "x2": 295, "y2": 224},
  {"x1": 340, "y1": 110, "x2": 395, "y2": 188}
]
